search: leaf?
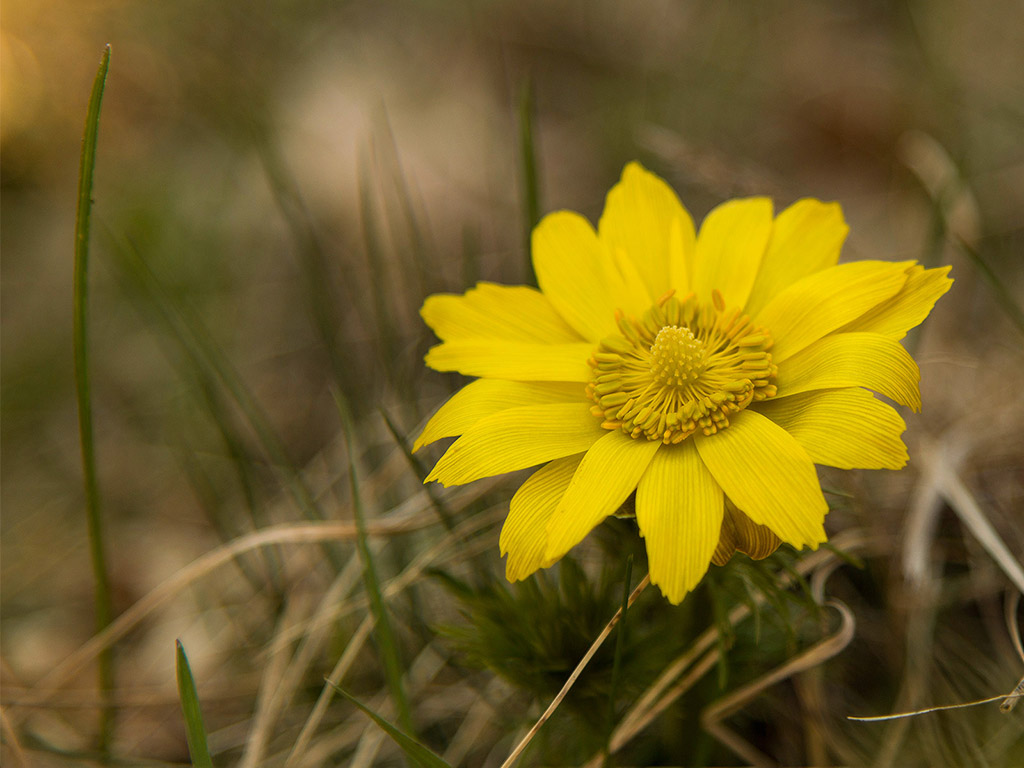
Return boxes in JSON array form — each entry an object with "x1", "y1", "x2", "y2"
[
  {"x1": 328, "y1": 682, "x2": 453, "y2": 768},
  {"x1": 337, "y1": 391, "x2": 416, "y2": 742},
  {"x1": 175, "y1": 640, "x2": 214, "y2": 768},
  {"x1": 74, "y1": 43, "x2": 115, "y2": 755}
]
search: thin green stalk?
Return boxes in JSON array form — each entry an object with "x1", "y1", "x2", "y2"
[
  {"x1": 357, "y1": 150, "x2": 404, "y2": 393},
  {"x1": 113, "y1": 242, "x2": 328, "y2": 523},
  {"x1": 518, "y1": 77, "x2": 540, "y2": 286},
  {"x1": 957, "y1": 237, "x2": 1024, "y2": 337},
  {"x1": 175, "y1": 640, "x2": 215, "y2": 768},
  {"x1": 253, "y1": 130, "x2": 359, "y2": 405},
  {"x1": 603, "y1": 555, "x2": 633, "y2": 767},
  {"x1": 374, "y1": 108, "x2": 436, "y2": 299},
  {"x1": 378, "y1": 407, "x2": 455, "y2": 533},
  {"x1": 329, "y1": 683, "x2": 451, "y2": 768},
  {"x1": 108, "y1": 237, "x2": 345, "y2": 573},
  {"x1": 73, "y1": 44, "x2": 114, "y2": 758},
  {"x1": 336, "y1": 392, "x2": 416, "y2": 747}
]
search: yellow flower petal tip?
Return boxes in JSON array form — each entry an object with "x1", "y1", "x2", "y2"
[{"x1": 415, "y1": 163, "x2": 951, "y2": 605}]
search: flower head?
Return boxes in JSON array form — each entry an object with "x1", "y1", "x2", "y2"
[{"x1": 415, "y1": 163, "x2": 951, "y2": 604}]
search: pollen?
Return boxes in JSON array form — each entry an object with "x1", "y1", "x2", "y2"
[
  {"x1": 586, "y1": 293, "x2": 778, "y2": 443},
  {"x1": 650, "y1": 326, "x2": 706, "y2": 386}
]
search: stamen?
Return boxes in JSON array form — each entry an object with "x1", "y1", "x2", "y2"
[{"x1": 586, "y1": 294, "x2": 777, "y2": 443}]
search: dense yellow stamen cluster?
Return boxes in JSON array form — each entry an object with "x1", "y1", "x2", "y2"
[{"x1": 586, "y1": 290, "x2": 778, "y2": 443}]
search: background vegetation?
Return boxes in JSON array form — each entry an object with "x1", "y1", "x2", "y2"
[{"x1": 3, "y1": 1, "x2": 1022, "y2": 765}]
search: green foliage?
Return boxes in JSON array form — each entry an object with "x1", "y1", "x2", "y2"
[
  {"x1": 433, "y1": 557, "x2": 676, "y2": 756},
  {"x1": 7, "y1": 4, "x2": 1023, "y2": 766},
  {"x1": 175, "y1": 640, "x2": 215, "y2": 768},
  {"x1": 329, "y1": 683, "x2": 453, "y2": 768},
  {"x1": 73, "y1": 44, "x2": 115, "y2": 756},
  {"x1": 342, "y1": 401, "x2": 416, "y2": 744}
]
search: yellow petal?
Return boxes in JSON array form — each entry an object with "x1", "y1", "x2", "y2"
[
  {"x1": 598, "y1": 162, "x2": 696, "y2": 300},
  {"x1": 754, "y1": 260, "x2": 910, "y2": 363},
  {"x1": 425, "y1": 402, "x2": 603, "y2": 486},
  {"x1": 424, "y1": 340, "x2": 594, "y2": 381},
  {"x1": 838, "y1": 265, "x2": 953, "y2": 339},
  {"x1": 421, "y1": 282, "x2": 581, "y2": 343},
  {"x1": 501, "y1": 454, "x2": 584, "y2": 581},
  {"x1": 694, "y1": 410, "x2": 827, "y2": 550},
  {"x1": 414, "y1": 380, "x2": 585, "y2": 452},
  {"x1": 691, "y1": 197, "x2": 774, "y2": 308},
  {"x1": 668, "y1": 216, "x2": 692, "y2": 295},
  {"x1": 743, "y1": 199, "x2": 849, "y2": 318},
  {"x1": 755, "y1": 388, "x2": 908, "y2": 470},
  {"x1": 635, "y1": 441, "x2": 724, "y2": 604},
  {"x1": 544, "y1": 431, "x2": 661, "y2": 561},
  {"x1": 774, "y1": 332, "x2": 921, "y2": 411},
  {"x1": 532, "y1": 211, "x2": 648, "y2": 342}
]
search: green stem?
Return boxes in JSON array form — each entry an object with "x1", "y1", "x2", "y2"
[
  {"x1": 74, "y1": 45, "x2": 114, "y2": 758},
  {"x1": 336, "y1": 392, "x2": 416, "y2": 751},
  {"x1": 603, "y1": 555, "x2": 633, "y2": 767}
]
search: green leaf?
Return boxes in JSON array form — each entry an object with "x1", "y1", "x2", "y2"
[
  {"x1": 336, "y1": 392, "x2": 416, "y2": 743},
  {"x1": 175, "y1": 640, "x2": 214, "y2": 768},
  {"x1": 379, "y1": 406, "x2": 455, "y2": 532},
  {"x1": 328, "y1": 682, "x2": 452, "y2": 768},
  {"x1": 108, "y1": 240, "x2": 345, "y2": 573},
  {"x1": 958, "y1": 237, "x2": 1024, "y2": 337},
  {"x1": 74, "y1": 44, "x2": 115, "y2": 755}
]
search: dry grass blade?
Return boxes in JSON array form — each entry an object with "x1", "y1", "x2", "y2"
[
  {"x1": 1000, "y1": 677, "x2": 1024, "y2": 714},
  {"x1": 849, "y1": 691, "x2": 1023, "y2": 722},
  {"x1": 1002, "y1": 592, "x2": 1024, "y2": 713},
  {"x1": 585, "y1": 646, "x2": 719, "y2": 767},
  {"x1": 286, "y1": 508, "x2": 503, "y2": 767},
  {"x1": 584, "y1": 530, "x2": 875, "y2": 765},
  {"x1": 18, "y1": 518, "x2": 435, "y2": 715},
  {"x1": 498, "y1": 573, "x2": 651, "y2": 768},
  {"x1": 0, "y1": 707, "x2": 28, "y2": 767},
  {"x1": 287, "y1": 617, "x2": 376, "y2": 768},
  {"x1": 442, "y1": 679, "x2": 508, "y2": 767},
  {"x1": 1006, "y1": 591, "x2": 1023, "y2": 663},
  {"x1": 901, "y1": 438, "x2": 953, "y2": 590},
  {"x1": 238, "y1": 597, "x2": 310, "y2": 768},
  {"x1": 937, "y1": 449, "x2": 1024, "y2": 594},
  {"x1": 700, "y1": 600, "x2": 856, "y2": 768}
]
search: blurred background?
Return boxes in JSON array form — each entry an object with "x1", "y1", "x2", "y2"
[{"x1": 3, "y1": 1, "x2": 1023, "y2": 766}]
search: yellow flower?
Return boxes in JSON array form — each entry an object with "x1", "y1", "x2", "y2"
[{"x1": 415, "y1": 162, "x2": 952, "y2": 604}]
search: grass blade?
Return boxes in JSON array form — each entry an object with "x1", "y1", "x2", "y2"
[
  {"x1": 328, "y1": 683, "x2": 451, "y2": 768},
  {"x1": 518, "y1": 76, "x2": 540, "y2": 286},
  {"x1": 603, "y1": 555, "x2": 633, "y2": 767},
  {"x1": 336, "y1": 393, "x2": 416, "y2": 745},
  {"x1": 253, "y1": 128, "x2": 362, "y2": 405},
  {"x1": 379, "y1": 407, "x2": 455, "y2": 532},
  {"x1": 175, "y1": 640, "x2": 215, "y2": 768},
  {"x1": 109, "y1": 241, "x2": 332, "y2": 527},
  {"x1": 373, "y1": 108, "x2": 437, "y2": 298},
  {"x1": 73, "y1": 44, "x2": 115, "y2": 756},
  {"x1": 357, "y1": 149, "x2": 404, "y2": 393},
  {"x1": 957, "y1": 237, "x2": 1024, "y2": 337}
]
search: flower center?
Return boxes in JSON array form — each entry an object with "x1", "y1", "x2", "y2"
[
  {"x1": 586, "y1": 290, "x2": 778, "y2": 443},
  {"x1": 649, "y1": 325, "x2": 706, "y2": 386}
]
